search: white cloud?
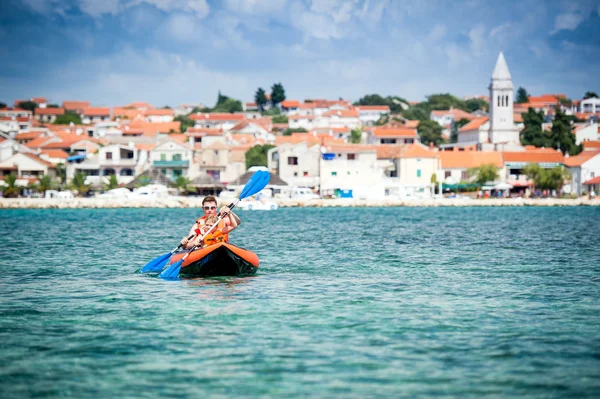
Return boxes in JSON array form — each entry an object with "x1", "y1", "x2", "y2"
[
  {"x1": 489, "y1": 22, "x2": 510, "y2": 38},
  {"x1": 551, "y1": 13, "x2": 584, "y2": 34},
  {"x1": 134, "y1": 0, "x2": 210, "y2": 18},
  {"x1": 78, "y1": 0, "x2": 121, "y2": 17},
  {"x1": 222, "y1": 0, "x2": 286, "y2": 16},
  {"x1": 469, "y1": 24, "x2": 486, "y2": 53},
  {"x1": 289, "y1": 2, "x2": 342, "y2": 40},
  {"x1": 21, "y1": 0, "x2": 68, "y2": 16},
  {"x1": 428, "y1": 24, "x2": 447, "y2": 41}
]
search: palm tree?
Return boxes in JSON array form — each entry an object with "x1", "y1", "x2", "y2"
[
  {"x1": 55, "y1": 163, "x2": 67, "y2": 188},
  {"x1": 70, "y1": 172, "x2": 90, "y2": 197},
  {"x1": 0, "y1": 173, "x2": 20, "y2": 198},
  {"x1": 36, "y1": 174, "x2": 56, "y2": 196},
  {"x1": 174, "y1": 175, "x2": 192, "y2": 195},
  {"x1": 103, "y1": 174, "x2": 119, "y2": 191}
]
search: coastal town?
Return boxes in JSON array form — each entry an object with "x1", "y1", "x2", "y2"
[{"x1": 1, "y1": 52, "x2": 599, "y2": 207}]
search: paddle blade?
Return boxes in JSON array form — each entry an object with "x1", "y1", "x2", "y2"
[
  {"x1": 159, "y1": 259, "x2": 182, "y2": 279},
  {"x1": 141, "y1": 252, "x2": 172, "y2": 273},
  {"x1": 239, "y1": 170, "x2": 271, "y2": 200}
]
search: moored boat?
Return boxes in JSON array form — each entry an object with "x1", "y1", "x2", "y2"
[{"x1": 168, "y1": 243, "x2": 259, "y2": 277}]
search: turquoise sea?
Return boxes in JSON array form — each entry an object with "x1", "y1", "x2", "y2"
[{"x1": 1, "y1": 207, "x2": 599, "y2": 398}]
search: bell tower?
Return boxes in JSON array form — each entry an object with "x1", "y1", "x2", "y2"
[{"x1": 488, "y1": 52, "x2": 519, "y2": 145}]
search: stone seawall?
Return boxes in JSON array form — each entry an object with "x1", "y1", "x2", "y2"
[{"x1": 0, "y1": 197, "x2": 599, "y2": 209}]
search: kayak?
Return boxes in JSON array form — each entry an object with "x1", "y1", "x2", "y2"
[{"x1": 169, "y1": 243, "x2": 259, "y2": 277}]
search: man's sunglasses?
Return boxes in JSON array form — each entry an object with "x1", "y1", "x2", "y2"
[{"x1": 203, "y1": 206, "x2": 217, "y2": 210}]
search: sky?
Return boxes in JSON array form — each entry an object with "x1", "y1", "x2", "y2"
[{"x1": 1, "y1": 0, "x2": 599, "y2": 108}]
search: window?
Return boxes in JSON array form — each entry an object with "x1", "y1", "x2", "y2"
[
  {"x1": 417, "y1": 169, "x2": 422, "y2": 178},
  {"x1": 294, "y1": 172, "x2": 298, "y2": 177},
  {"x1": 160, "y1": 153, "x2": 166, "y2": 161},
  {"x1": 173, "y1": 154, "x2": 182, "y2": 161},
  {"x1": 106, "y1": 152, "x2": 112, "y2": 160},
  {"x1": 445, "y1": 171, "x2": 451, "y2": 178},
  {"x1": 461, "y1": 171, "x2": 468, "y2": 180},
  {"x1": 303, "y1": 171, "x2": 309, "y2": 177},
  {"x1": 591, "y1": 172, "x2": 595, "y2": 178},
  {"x1": 347, "y1": 153, "x2": 356, "y2": 160},
  {"x1": 331, "y1": 171, "x2": 337, "y2": 176},
  {"x1": 381, "y1": 139, "x2": 397, "y2": 144},
  {"x1": 406, "y1": 139, "x2": 414, "y2": 144},
  {"x1": 288, "y1": 156, "x2": 298, "y2": 165},
  {"x1": 173, "y1": 169, "x2": 182, "y2": 177}
]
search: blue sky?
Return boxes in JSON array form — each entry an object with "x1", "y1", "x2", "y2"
[{"x1": 1, "y1": 0, "x2": 599, "y2": 108}]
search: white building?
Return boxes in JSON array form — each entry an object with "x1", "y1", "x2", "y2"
[
  {"x1": 150, "y1": 140, "x2": 193, "y2": 181},
  {"x1": 573, "y1": 123, "x2": 599, "y2": 145},
  {"x1": 144, "y1": 109, "x2": 175, "y2": 123},
  {"x1": 189, "y1": 113, "x2": 245, "y2": 131},
  {"x1": 267, "y1": 142, "x2": 320, "y2": 188},
  {"x1": 564, "y1": 150, "x2": 600, "y2": 196},
  {"x1": 580, "y1": 97, "x2": 600, "y2": 114},
  {"x1": 356, "y1": 106, "x2": 390, "y2": 126}
]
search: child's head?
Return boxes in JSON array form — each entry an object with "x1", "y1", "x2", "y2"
[{"x1": 205, "y1": 215, "x2": 219, "y2": 227}]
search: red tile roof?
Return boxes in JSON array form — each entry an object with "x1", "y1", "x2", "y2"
[
  {"x1": 528, "y1": 94, "x2": 565, "y2": 103},
  {"x1": 399, "y1": 143, "x2": 438, "y2": 158},
  {"x1": 583, "y1": 176, "x2": 600, "y2": 185},
  {"x1": 281, "y1": 100, "x2": 300, "y2": 108},
  {"x1": 22, "y1": 152, "x2": 55, "y2": 167},
  {"x1": 40, "y1": 149, "x2": 69, "y2": 159},
  {"x1": 186, "y1": 127, "x2": 223, "y2": 136},
  {"x1": 125, "y1": 102, "x2": 153, "y2": 109},
  {"x1": 323, "y1": 110, "x2": 359, "y2": 118},
  {"x1": 459, "y1": 117, "x2": 489, "y2": 132},
  {"x1": 440, "y1": 151, "x2": 504, "y2": 169},
  {"x1": 502, "y1": 148, "x2": 564, "y2": 164},
  {"x1": 31, "y1": 97, "x2": 47, "y2": 103},
  {"x1": 128, "y1": 120, "x2": 181, "y2": 136},
  {"x1": 143, "y1": 108, "x2": 174, "y2": 116},
  {"x1": 371, "y1": 127, "x2": 418, "y2": 138},
  {"x1": 583, "y1": 141, "x2": 600, "y2": 150},
  {"x1": 35, "y1": 108, "x2": 64, "y2": 115},
  {"x1": 357, "y1": 105, "x2": 391, "y2": 112},
  {"x1": 81, "y1": 107, "x2": 110, "y2": 116},
  {"x1": 62, "y1": 101, "x2": 90, "y2": 111},
  {"x1": 563, "y1": 150, "x2": 600, "y2": 167},
  {"x1": 189, "y1": 113, "x2": 245, "y2": 121},
  {"x1": 431, "y1": 108, "x2": 477, "y2": 121}
]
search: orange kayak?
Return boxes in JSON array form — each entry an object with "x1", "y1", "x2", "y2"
[{"x1": 169, "y1": 243, "x2": 259, "y2": 277}]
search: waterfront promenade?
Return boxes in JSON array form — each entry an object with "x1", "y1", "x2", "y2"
[{"x1": 1, "y1": 197, "x2": 599, "y2": 209}]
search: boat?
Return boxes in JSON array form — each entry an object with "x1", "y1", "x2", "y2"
[{"x1": 168, "y1": 243, "x2": 259, "y2": 277}]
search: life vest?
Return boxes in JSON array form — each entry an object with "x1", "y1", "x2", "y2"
[
  {"x1": 202, "y1": 230, "x2": 226, "y2": 246},
  {"x1": 195, "y1": 216, "x2": 229, "y2": 243}
]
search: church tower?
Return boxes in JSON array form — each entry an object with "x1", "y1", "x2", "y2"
[{"x1": 488, "y1": 52, "x2": 519, "y2": 146}]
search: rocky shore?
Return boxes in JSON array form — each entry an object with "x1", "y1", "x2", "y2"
[{"x1": 1, "y1": 197, "x2": 599, "y2": 209}]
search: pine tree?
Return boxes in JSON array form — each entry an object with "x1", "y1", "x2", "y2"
[
  {"x1": 270, "y1": 83, "x2": 286, "y2": 107},
  {"x1": 520, "y1": 108, "x2": 547, "y2": 147},
  {"x1": 515, "y1": 87, "x2": 529, "y2": 104},
  {"x1": 255, "y1": 88, "x2": 268, "y2": 112}
]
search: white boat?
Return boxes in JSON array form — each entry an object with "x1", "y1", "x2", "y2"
[
  {"x1": 237, "y1": 194, "x2": 278, "y2": 211},
  {"x1": 131, "y1": 184, "x2": 170, "y2": 198},
  {"x1": 97, "y1": 188, "x2": 132, "y2": 199}
]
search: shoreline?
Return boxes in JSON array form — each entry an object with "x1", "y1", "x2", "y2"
[{"x1": 1, "y1": 197, "x2": 599, "y2": 209}]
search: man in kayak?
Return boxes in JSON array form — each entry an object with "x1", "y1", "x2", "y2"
[{"x1": 180, "y1": 195, "x2": 241, "y2": 249}]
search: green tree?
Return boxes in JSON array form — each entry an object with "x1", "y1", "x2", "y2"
[
  {"x1": 417, "y1": 120, "x2": 445, "y2": 146},
  {"x1": 282, "y1": 128, "x2": 307, "y2": 136},
  {"x1": 583, "y1": 91, "x2": 598, "y2": 99},
  {"x1": 467, "y1": 164, "x2": 499, "y2": 186},
  {"x1": 162, "y1": 105, "x2": 171, "y2": 109},
  {"x1": 523, "y1": 164, "x2": 570, "y2": 191},
  {"x1": 245, "y1": 144, "x2": 275, "y2": 169},
  {"x1": 549, "y1": 109, "x2": 581, "y2": 155},
  {"x1": 520, "y1": 108, "x2": 547, "y2": 147},
  {"x1": 515, "y1": 87, "x2": 530, "y2": 103},
  {"x1": 55, "y1": 163, "x2": 67, "y2": 187},
  {"x1": 0, "y1": 102, "x2": 7, "y2": 109},
  {"x1": 70, "y1": 172, "x2": 90, "y2": 197},
  {"x1": 270, "y1": 83, "x2": 286, "y2": 107},
  {"x1": 354, "y1": 94, "x2": 408, "y2": 113},
  {"x1": 426, "y1": 93, "x2": 469, "y2": 111},
  {"x1": 0, "y1": 173, "x2": 20, "y2": 197},
  {"x1": 17, "y1": 101, "x2": 37, "y2": 113},
  {"x1": 47, "y1": 103, "x2": 59, "y2": 108},
  {"x1": 255, "y1": 88, "x2": 268, "y2": 112},
  {"x1": 465, "y1": 98, "x2": 488, "y2": 112},
  {"x1": 103, "y1": 174, "x2": 119, "y2": 191},
  {"x1": 174, "y1": 114, "x2": 194, "y2": 132},
  {"x1": 262, "y1": 107, "x2": 281, "y2": 116},
  {"x1": 54, "y1": 111, "x2": 82, "y2": 125},
  {"x1": 401, "y1": 103, "x2": 430, "y2": 121},
  {"x1": 36, "y1": 174, "x2": 56, "y2": 195},
  {"x1": 272, "y1": 115, "x2": 288, "y2": 123},
  {"x1": 174, "y1": 175, "x2": 193, "y2": 195},
  {"x1": 350, "y1": 129, "x2": 362, "y2": 144},
  {"x1": 522, "y1": 163, "x2": 542, "y2": 192}
]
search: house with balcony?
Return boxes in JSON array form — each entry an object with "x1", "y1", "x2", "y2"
[
  {"x1": 564, "y1": 149, "x2": 600, "y2": 196},
  {"x1": 367, "y1": 127, "x2": 418, "y2": 145},
  {"x1": 578, "y1": 97, "x2": 600, "y2": 114},
  {"x1": 501, "y1": 147, "x2": 564, "y2": 189},
  {"x1": 80, "y1": 107, "x2": 111, "y2": 124},
  {"x1": 150, "y1": 139, "x2": 192, "y2": 181},
  {"x1": 356, "y1": 105, "x2": 391, "y2": 126},
  {"x1": 68, "y1": 144, "x2": 138, "y2": 185},
  {"x1": 34, "y1": 107, "x2": 64, "y2": 123},
  {"x1": 195, "y1": 141, "x2": 244, "y2": 183},
  {"x1": 0, "y1": 152, "x2": 57, "y2": 179}
]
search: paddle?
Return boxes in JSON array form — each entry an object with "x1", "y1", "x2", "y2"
[
  {"x1": 159, "y1": 170, "x2": 271, "y2": 279},
  {"x1": 140, "y1": 233, "x2": 195, "y2": 273}
]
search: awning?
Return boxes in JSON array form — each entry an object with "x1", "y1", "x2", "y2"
[
  {"x1": 442, "y1": 183, "x2": 479, "y2": 190},
  {"x1": 494, "y1": 182, "x2": 513, "y2": 190},
  {"x1": 67, "y1": 154, "x2": 86, "y2": 162},
  {"x1": 583, "y1": 176, "x2": 600, "y2": 185}
]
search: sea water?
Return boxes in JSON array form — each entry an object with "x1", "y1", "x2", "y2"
[{"x1": 1, "y1": 207, "x2": 599, "y2": 398}]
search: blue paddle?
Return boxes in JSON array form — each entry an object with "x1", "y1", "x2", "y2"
[
  {"x1": 140, "y1": 233, "x2": 195, "y2": 273},
  {"x1": 159, "y1": 170, "x2": 271, "y2": 279}
]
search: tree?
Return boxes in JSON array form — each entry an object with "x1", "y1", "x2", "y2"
[
  {"x1": 523, "y1": 164, "x2": 570, "y2": 191},
  {"x1": 583, "y1": 91, "x2": 598, "y2": 99},
  {"x1": 282, "y1": 128, "x2": 307, "y2": 136},
  {"x1": 451, "y1": 118, "x2": 471, "y2": 143},
  {"x1": 354, "y1": 94, "x2": 408, "y2": 113},
  {"x1": 54, "y1": 111, "x2": 82, "y2": 125},
  {"x1": 0, "y1": 173, "x2": 20, "y2": 198},
  {"x1": 272, "y1": 115, "x2": 288, "y2": 123},
  {"x1": 174, "y1": 114, "x2": 194, "y2": 132},
  {"x1": 465, "y1": 98, "x2": 489, "y2": 112},
  {"x1": 70, "y1": 172, "x2": 90, "y2": 196},
  {"x1": 522, "y1": 163, "x2": 542, "y2": 192},
  {"x1": 515, "y1": 87, "x2": 530, "y2": 103},
  {"x1": 47, "y1": 103, "x2": 60, "y2": 108},
  {"x1": 262, "y1": 107, "x2": 281, "y2": 116},
  {"x1": 468, "y1": 164, "x2": 499, "y2": 186},
  {"x1": 401, "y1": 103, "x2": 430, "y2": 121},
  {"x1": 55, "y1": 163, "x2": 67, "y2": 186},
  {"x1": 162, "y1": 105, "x2": 171, "y2": 109},
  {"x1": 255, "y1": 88, "x2": 268, "y2": 112},
  {"x1": 549, "y1": 109, "x2": 581, "y2": 155},
  {"x1": 36, "y1": 174, "x2": 56, "y2": 195},
  {"x1": 270, "y1": 83, "x2": 286, "y2": 107},
  {"x1": 103, "y1": 174, "x2": 119, "y2": 191},
  {"x1": 417, "y1": 120, "x2": 445, "y2": 146},
  {"x1": 245, "y1": 144, "x2": 275, "y2": 169},
  {"x1": 520, "y1": 108, "x2": 547, "y2": 147},
  {"x1": 17, "y1": 101, "x2": 37, "y2": 113},
  {"x1": 350, "y1": 129, "x2": 362, "y2": 144},
  {"x1": 426, "y1": 93, "x2": 469, "y2": 111},
  {"x1": 0, "y1": 102, "x2": 6, "y2": 109},
  {"x1": 174, "y1": 175, "x2": 192, "y2": 195}
]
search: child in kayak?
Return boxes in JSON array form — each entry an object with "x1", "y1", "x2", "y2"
[{"x1": 188, "y1": 215, "x2": 235, "y2": 248}]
